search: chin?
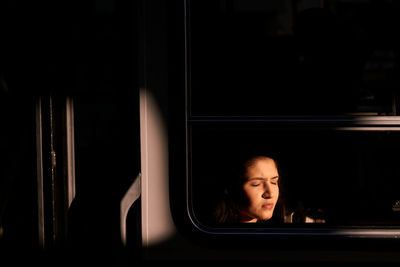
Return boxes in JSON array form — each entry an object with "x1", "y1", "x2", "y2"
[{"x1": 260, "y1": 213, "x2": 273, "y2": 221}]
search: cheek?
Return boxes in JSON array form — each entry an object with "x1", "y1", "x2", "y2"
[{"x1": 242, "y1": 187, "x2": 260, "y2": 204}]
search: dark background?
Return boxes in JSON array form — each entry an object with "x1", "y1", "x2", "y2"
[
  {"x1": 189, "y1": 0, "x2": 400, "y2": 116},
  {"x1": 0, "y1": 0, "x2": 141, "y2": 264}
]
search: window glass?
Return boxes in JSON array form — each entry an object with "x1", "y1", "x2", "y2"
[
  {"x1": 187, "y1": 0, "x2": 400, "y2": 236},
  {"x1": 190, "y1": 124, "x2": 400, "y2": 228},
  {"x1": 189, "y1": 0, "x2": 400, "y2": 116}
]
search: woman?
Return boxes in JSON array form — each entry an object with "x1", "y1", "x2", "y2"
[{"x1": 214, "y1": 155, "x2": 287, "y2": 224}]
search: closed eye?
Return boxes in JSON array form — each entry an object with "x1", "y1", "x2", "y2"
[{"x1": 271, "y1": 176, "x2": 279, "y2": 185}]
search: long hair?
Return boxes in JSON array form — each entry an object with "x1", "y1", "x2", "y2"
[{"x1": 213, "y1": 155, "x2": 287, "y2": 224}]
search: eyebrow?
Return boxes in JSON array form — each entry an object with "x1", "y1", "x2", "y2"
[{"x1": 247, "y1": 176, "x2": 279, "y2": 181}]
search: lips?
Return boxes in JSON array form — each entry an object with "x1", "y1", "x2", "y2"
[{"x1": 262, "y1": 203, "x2": 274, "y2": 209}]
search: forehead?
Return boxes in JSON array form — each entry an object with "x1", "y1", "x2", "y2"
[{"x1": 245, "y1": 158, "x2": 278, "y2": 178}]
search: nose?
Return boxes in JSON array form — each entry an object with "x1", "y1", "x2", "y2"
[
  {"x1": 262, "y1": 183, "x2": 273, "y2": 199},
  {"x1": 262, "y1": 192, "x2": 271, "y2": 199}
]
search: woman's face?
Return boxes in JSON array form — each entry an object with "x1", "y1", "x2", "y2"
[{"x1": 239, "y1": 157, "x2": 279, "y2": 223}]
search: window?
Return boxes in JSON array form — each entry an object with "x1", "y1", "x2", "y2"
[
  {"x1": 189, "y1": 0, "x2": 400, "y2": 117},
  {"x1": 190, "y1": 122, "x2": 400, "y2": 230},
  {"x1": 186, "y1": 0, "x2": 400, "y2": 236}
]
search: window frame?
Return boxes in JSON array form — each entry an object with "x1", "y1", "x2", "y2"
[{"x1": 183, "y1": 0, "x2": 400, "y2": 239}]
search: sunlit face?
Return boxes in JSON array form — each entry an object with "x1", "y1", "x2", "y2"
[{"x1": 239, "y1": 157, "x2": 279, "y2": 223}]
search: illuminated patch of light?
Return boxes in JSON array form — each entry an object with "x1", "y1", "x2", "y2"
[
  {"x1": 335, "y1": 127, "x2": 400, "y2": 131},
  {"x1": 140, "y1": 88, "x2": 176, "y2": 247},
  {"x1": 335, "y1": 116, "x2": 400, "y2": 131}
]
